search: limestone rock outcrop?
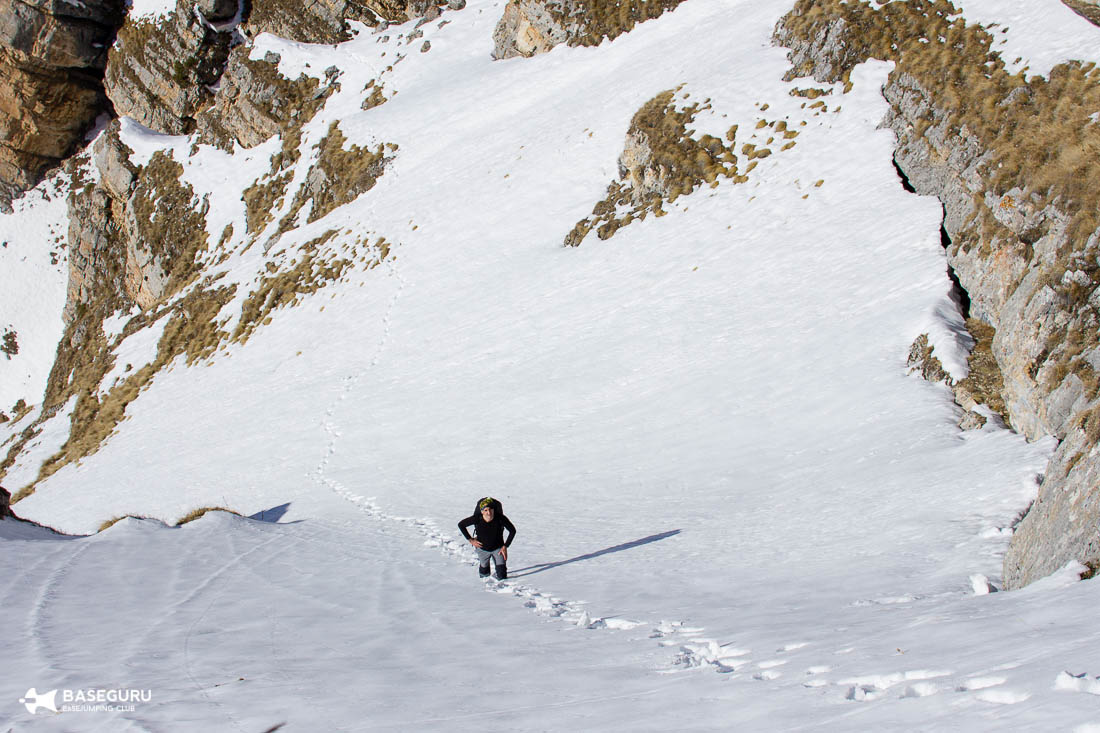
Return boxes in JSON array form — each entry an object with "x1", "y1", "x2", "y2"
[
  {"x1": 0, "y1": 0, "x2": 126, "y2": 211},
  {"x1": 103, "y1": 0, "x2": 237, "y2": 135},
  {"x1": 68, "y1": 121, "x2": 209, "y2": 318},
  {"x1": 194, "y1": 49, "x2": 328, "y2": 151},
  {"x1": 775, "y1": 0, "x2": 1100, "y2": 588},
  {"x1": 492, "y1": 0, "x2": 687, "y2": 59},
  {"x1": 245, "y1": 0, "x2": 453, "y2": 44}
]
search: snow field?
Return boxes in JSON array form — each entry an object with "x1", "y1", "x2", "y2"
[{"x1": 4, "y1": 0, "x2": 1100, "y2": 729}]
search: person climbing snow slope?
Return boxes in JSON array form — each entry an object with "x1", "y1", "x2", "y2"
[{"x1": 458, "y1": 497, "x2": 516, "y2": 580}]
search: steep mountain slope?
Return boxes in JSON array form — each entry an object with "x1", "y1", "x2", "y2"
[{"x1": 3, "y1": 0, "x2": 1100, "y2": 729}]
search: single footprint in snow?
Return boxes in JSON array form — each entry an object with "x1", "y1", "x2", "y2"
[
  {"x1": 846, "y1": 685, "x2": 884, "y2": 702},
  {"x1": 974, "y1": 688, "x2": 1030, "y2": 704},
  {"x1": 1055, "y1": 671, "x2": 1100, "y2": 695},
  {"x1": 900, "y1": 682, "x2": 939, "y2": 698},
  {"x1": 758, "y1": 659, "x2": 788, "y2": 670},
  {"x1": 754, "y1": 669, "x2": 782, "y2": 681},
  {"x1": 956, "y1": 676, "x2": 1006, "y2": 692},
  {"x1": 779, "y1": 642, "x2": 809, "y2": 652},
  {"x1": 806, "y1": 665, "x2": 832, "y2": 675}
]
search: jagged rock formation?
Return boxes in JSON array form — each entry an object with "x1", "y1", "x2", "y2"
[
  {"x1": 68, "y1": 121, "x2": 209, "y2": 318},
  {"x1": 907, "y1": 323, "x2": 1008, "y2": 431},
  {"x1": 195, "y1": 49, "x2": 329, "y2": 151},
  {"x1": 492, "y1": 0, "x2": 687, "y2": 59},
  {"x1": 102, "y1": 0, "x2": 459, "y2": 136},
  {"x1": 103, "y1": 0, "x2": 237, "y2": 135},
  {"x1": 775, "y1": 0, "x2": 1100, "y2": 588},
  {"x1": 246, "y1": 0, "x2": 454, "y2": 44},
  {"x1": 0, "y1": 0, "x2": 126, "y2": 211}
]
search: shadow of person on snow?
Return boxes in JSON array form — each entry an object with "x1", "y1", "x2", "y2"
[
  {"x1": 509, "y1": 529, "x2": 681, "y2": 578},
  {"x1": 249, "y1": 503, "x2": 292, "y2": 523}
]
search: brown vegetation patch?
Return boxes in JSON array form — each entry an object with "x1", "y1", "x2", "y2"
[
  {"x1": 362, "y1": 79, "x2": 389, "y2": 110},
  {"x1": 2, "y1": 329, "x2": 18, "y2": 358},
  {"x1": 566, "y1": 90, "x2": 799, "y2": 246},
  {"x1": 234, "y1": 232, "x2": 389, "y2": 344},
  {"x1": 1063, "y1": 0, "x2": 1100, "y2": 27},
  {"x1": 954, "y1": 318, "x2": 1007, "y2": 417},
  {"x1": 97, "y1": 514, "x2": 155, "y2": 532},
  {"x1": 243, "y1": 172, "x2": 293, "y2": 234},
  {"x1": 176, "y1": 506, "x2": 241, "y2": 525},
  {"x1": 130, "y1": 151, "x2": 211, "y2": 299},
  {"x1": 275, "y1": 123, "x2": 395, "y2": 237}
]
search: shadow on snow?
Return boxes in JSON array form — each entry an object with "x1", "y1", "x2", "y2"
[{"x1": 510, "y1": 529, "x2": 681, "y2": 578}]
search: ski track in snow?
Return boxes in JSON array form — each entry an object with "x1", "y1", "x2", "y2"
[
  {"x1": 26, "y1": 543, "x2": 92, "y2": 672},
  {"x1": 181, "y1": 530, "x2": 285, "y2": 733}
]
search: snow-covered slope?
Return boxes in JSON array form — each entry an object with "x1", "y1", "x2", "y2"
[
  {"x1": 4, "y1": 0, "x2": 1100, "y2": 729},
  {"x1": 0, "y1": 176, "x2": 71, "y2": 415}
]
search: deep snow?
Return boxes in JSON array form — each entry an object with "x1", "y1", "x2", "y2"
[{"x1": 4, "y1": 0, "x2": 1100, "y2": 729}]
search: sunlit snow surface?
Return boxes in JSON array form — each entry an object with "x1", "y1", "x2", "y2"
[
  {"x1": 4, "y1": 0, "x2": 1100, "y2": 729},
  {"x1": 0, "y1": 175, "x2": 71, "y2": 412}
]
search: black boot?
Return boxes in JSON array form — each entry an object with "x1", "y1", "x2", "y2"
[
  {"x1": 495, "y1": 563, "x2": 507, "y2": 580},
  {"x1": 479, "y1": 564, "x2": 491, "y2": 578}
]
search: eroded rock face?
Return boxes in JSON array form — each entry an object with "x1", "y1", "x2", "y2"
[
  {"x1": 103, "y1": 0, "x2": 237, "y2": 135},
  {"x1": 245, "y1": 0, "x2": 450, "y2": 44},
  {"x1": 492, "y1": 1, "x2": 569, "y2": 58},
  {"x1": 0, "y1": 0, "x2": 126, "y2": 210},
  {"x1": 774, "y1": 0, "x2": 1100, "y2": 588},
  {"x1": 194, "y1": 49, "x2": 327, "y2": 151},
  {"x1": 492, "y1": 0, "x2": 687, "y2": 59},
  {"x1": 67, "y1": 121, "x2": 209, "y2": 321}
]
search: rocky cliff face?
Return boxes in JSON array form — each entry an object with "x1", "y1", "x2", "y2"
[
  {"x1": 0, "y1": 0, "x2": 126, "y2": 211},
  {"x1": 492, "y1": 0, "x2": 687, "y2": 59},
  {"x1": 103, "y1": 0, "x2": 237, "y2": 135},
  {"x1": 775, "y1": 0, "x2": 1100, "y2": 588},
  {"x1": 246, "y1": 0, "x2": 456, "y2": 44}
]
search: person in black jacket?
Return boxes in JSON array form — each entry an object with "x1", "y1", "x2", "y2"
[{"x1": 458, "y1": 497, "x2": 516, "y2": 580}]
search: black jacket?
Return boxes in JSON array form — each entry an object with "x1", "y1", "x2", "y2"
[{"x1": 458, "y1": 513, "x2": 516, "y2": 552}]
